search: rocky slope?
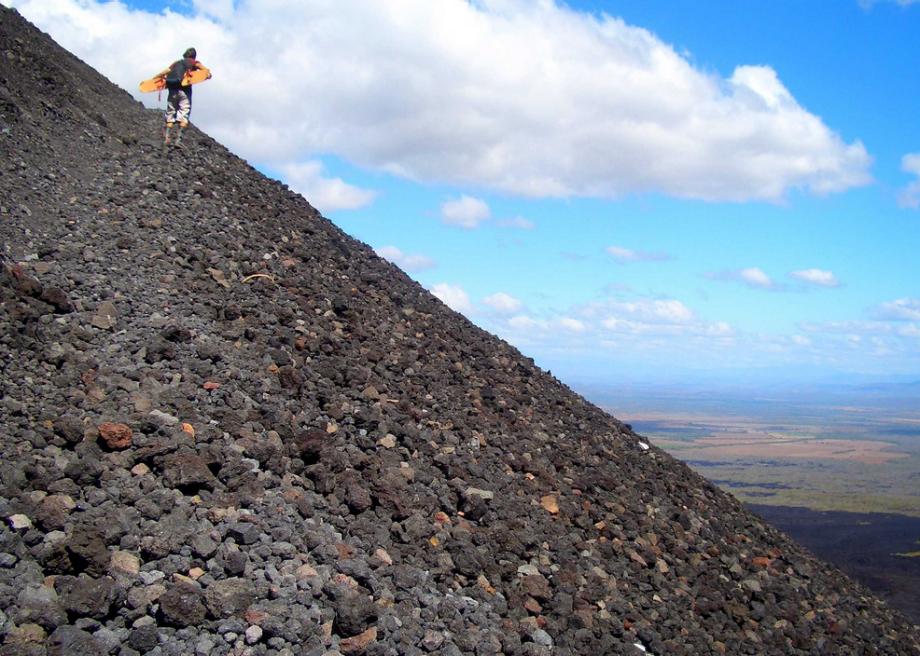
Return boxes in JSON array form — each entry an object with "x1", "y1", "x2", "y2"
[{"x1": 0, "y1": 6, "x2": 917, "y2": 656}]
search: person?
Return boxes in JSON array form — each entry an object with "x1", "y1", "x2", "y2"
[{"x1": 154, "y1": 47, "x2": 211, "y2": 147}]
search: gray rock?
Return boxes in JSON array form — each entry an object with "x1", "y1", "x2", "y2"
[
  {"x1": 15, "y1": 585, "x2": 67, "y2": 630},
  {"x1": 47, "y1": 625, "x2": 107, "y2": 656},
  {"x1": 204, "y1": 577, "x2": 255, "y2": 619},
  {"x1": 54, "y1": 575, "x2": 117, "y2": 619},
  {"x1": 158, "y1": 584, "x2": 206, "y2": 628}
]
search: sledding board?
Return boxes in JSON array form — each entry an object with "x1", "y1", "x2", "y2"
[{"x1": 139, "y1": 66, "x2": 211, "y2": 93}]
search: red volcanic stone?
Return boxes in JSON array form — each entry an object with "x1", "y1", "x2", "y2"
[{"x1": 98, "y1": 422, "x2": 132, "y2": 449}]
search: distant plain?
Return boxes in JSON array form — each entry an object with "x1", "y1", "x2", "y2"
[{"x1": 584, "y1": 380, "x2": 920, "y2": 516}]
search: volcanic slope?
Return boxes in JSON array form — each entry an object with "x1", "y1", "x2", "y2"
[{"x1": 0, "y1": 7, "x2": 917, "y2": 656}]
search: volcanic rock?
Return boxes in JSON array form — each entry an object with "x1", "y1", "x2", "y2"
[{"x1": 0, "y1": 6, "x2": 918, "y2": 656}]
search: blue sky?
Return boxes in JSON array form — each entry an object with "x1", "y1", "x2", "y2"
[{"x1": 7, "y1": 0, "x2": 920, "y2": 386}]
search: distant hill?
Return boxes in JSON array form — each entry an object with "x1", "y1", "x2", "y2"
[{"x1": 1, "y1": 6, "x2": 917, "y2": 655}]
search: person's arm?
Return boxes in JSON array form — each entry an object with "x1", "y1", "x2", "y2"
[{"x1": 154, "y1": 66, "x2": 171, "y2": 80}]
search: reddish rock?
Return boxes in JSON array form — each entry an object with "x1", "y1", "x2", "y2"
[
  {"x1": 98, "y1": 422, "x2": 132, "y2": 449},
  {"x1": 340, "y1": 627, "x2": 377, "y2": 654}
]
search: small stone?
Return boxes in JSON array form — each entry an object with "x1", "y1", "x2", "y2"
[
  {"x1": 132, "y1": 393, "x2": 153, "y2": 412},
  {"x1": 742, "y1": 578, "x2": 762, "y2": 593},
  {"x1": 91, "y1": 301, "x2": 117, "y2": 330},
  {"x1": 131, "y1": 463, "x2": 150, "y2": 476},
  {"x1": 531, "y1": 629, "x2": 553, "y2": 647},
  {"x1": 98, "y1": 421, "x2": 132, "y2": 449},
  {"x1": 540, "y1": 495, "x2": 559, "y2": 514},
  {"x1": 368, "y1": 548, "x2": 392, "y2": 568},
  {"x1": 6, "y1": 623, "x2": 47, "y2": 644},
  {"x1": 340, "y1": 627, "x2": 377, "y2": 654},
  {"x1": 209, "y1": 268, "x2": 231, "y2": 288},
  {"x1": 158, "y1": 583, "x2": 206, "y2": 627},
  {"x1": 110, "y1": 550, "x2": 141, "y2": 576},
  {"x1": 245, "y1": 624, "x2": 263, "y2": 644},
  {"x1": 191, "y1": 533, "x2": 219, "y2": 558},
  {"x1": 524, "y1": 597, "x2": 542, "y2": 613},
  {"x1": 517, "y1": 564, "x2": 540, "y2": 576},
  {"x1": 244, "y1": 609, "x2": 268, "y2": 625},
  {"x1": 227, "y1": 522, "x2": 261, "y2": 545},
  {"x1": 377, "y1": 434, "x2": 397, "y2": 448},
  {"x1": 205, "y1": 577, "x2": 255, "y2": 618},
  {"x1": 16, "y1": 585, "x2": 67, "y2": 630},
  {"x1": 8, "y1": 513, "x2": 32, "y2": 530},
  {"x1": 295, "y1": 563, "x2": 319, "y2": 579},
  {"x1": 464, "y1": 487, "x2": 494, "y2": 501},
  {"x1": 149, "y1": 409, "x2": 180, "y2": 426},
  {"x1": 421, "y1": 629, "x2": 445, "y2": 651},
  {"x1": 129, "y1": 624, "x2": 160, "y2": 652}
]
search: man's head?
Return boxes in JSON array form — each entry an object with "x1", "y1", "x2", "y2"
[{"x1": 183, "y1": 47, "x2": 197, "y2": 60}]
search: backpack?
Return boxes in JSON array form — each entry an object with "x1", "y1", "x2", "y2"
[{"x1": 165, "y1": 60, "x2": 189, "y2": 87}]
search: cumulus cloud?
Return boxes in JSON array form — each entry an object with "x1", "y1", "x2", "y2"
[
  {"x1": 789, "y1": 268, "x2": 840, "y2": 288},
  {"x1": 897, "y1": 153, "x2": 920, "y2": 208},
  {"x1": 557, "y1": 317, "x2": 586, "y2": 333},
  {"x1": 276, "y1": 161, "x2": 377, "y2": 212},
  {"x1": 495, "y1": 296, "x2": 731, "y2": 350},
  {"x1": 606, "y1": 245, "x2": 671, "y2": 263},
  {"x1": 708, "y1": 267, "x2": 777, "y2": 290},
  {"x1": 440, "y1": 195, "x2": 491, "y2": 229},
  {"x1": 430, "y1": 283, "x2": 473, "y2": 314},
  {"x1": 872, "y1": 297, "x2": 920, "y2": 321},
  {"x1": 8, "y1": 0, "x2": 872, "y2": 202},
  {"x1": 583, "y1": 298, "x2": 696, "y2": 325},
  {"x1": 482, "y1": 292, "x2": 523, "y2": 314},
  {"x1": 375, "y1": 245, "x2": 436, "y2": 272}
]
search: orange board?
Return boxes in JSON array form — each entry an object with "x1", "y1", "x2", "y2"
[{"x1": 139, "y1": 66, "x2": 211, "y2": 93}]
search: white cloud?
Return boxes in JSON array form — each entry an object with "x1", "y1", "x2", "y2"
[
  {"x1": 192, "y1": 0, "x2": 234, "y2": 21},
  {"x1": 276, "y1": 161, "x2": 376, "y2": 212},
  {"x1": 584, "y1": 298, "x2": 696, "y2": 324},
  {"x1": 10, "y1": 0, "x2": 872, "y2": 203},
  {"x1": 440, "y1": 195, "x2": 491, "y2": 229},
  {"x1": 494, "y1": 297, "x2": 731, "y2": 353},
  {"x1": 897, "y1": 153, "x2": 920, "y2": 208},
  {"x1": 789, "y1": 268, "x2": 840, "y2": 288},
  {"x1": 557, "y1": 317, "x2": 586, "y2": 333},
  {"x1": 375, "y1": 245, "x2": 436, "y2": 272},
  {"x1": 873, "y1": 297, "x2": 920, "y2": 321},
  {"x1": 708, "y1": 267, "x2": 777, "y2": 290},
  {"x1": 739, "y1": 267, "x2": 774, "y2": 289},
  {"x1": 482, "y1": 292, "x2": 523, "y2": 314},
  {"x1": 606, "y1": 245, "x2": 670, "y2": 263},
  {"x1": 430, "y1": 283, "x2": 473, "y2": 314}
]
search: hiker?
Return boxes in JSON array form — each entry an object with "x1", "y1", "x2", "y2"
[{"x1": 154, "y1": 47, "x2": 211, "y2": 146}]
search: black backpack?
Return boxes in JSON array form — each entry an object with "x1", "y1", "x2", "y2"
[{"x1": 165, "y1": 60, "x2": 189, "y2": 87}]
